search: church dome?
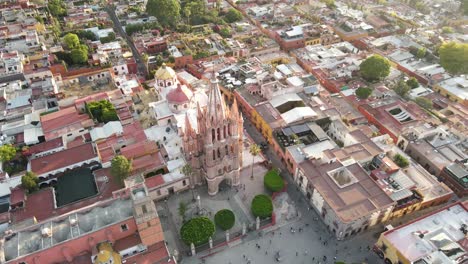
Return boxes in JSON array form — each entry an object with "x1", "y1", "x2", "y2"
[
  {"x1": 167, "y1": 84, "x2": 189, "y2": 104},
  {"x1": 154, "y1": 63, "x2": 176, "y2": 80}
]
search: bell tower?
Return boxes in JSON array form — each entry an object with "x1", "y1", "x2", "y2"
[{"x1": 182, "y1": 74, "x2": 244, "y2": 195}]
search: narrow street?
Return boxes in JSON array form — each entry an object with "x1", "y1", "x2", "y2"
[{"x1": 105, "y1": 6, "x2": 148, "y2": 77}]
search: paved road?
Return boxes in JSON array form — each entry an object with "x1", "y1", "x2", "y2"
[{"x1": 105, "y1": 6, "x2": 148, "y2": 77}]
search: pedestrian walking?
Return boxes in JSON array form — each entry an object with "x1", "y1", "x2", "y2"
[
  {"x1": 296, "y1": 252, "x2": 298, "y2": 256},
  {"x1": 265, "y1": 251, "x2": 268, "y2": 255}
]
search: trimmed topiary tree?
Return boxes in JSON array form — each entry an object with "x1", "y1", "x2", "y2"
[
  {"x1": 180, "y1": 217, "x2": 215, "y2": 246},
  {"x1": 251, "y1": 194, "x2": 273, "y2": 219},
  {"x1": 214, "y1": 209, "x2": 235, "y2": 230},
  {"x1": 264, "y1": 169, "x2": 284, "y2": 192}
]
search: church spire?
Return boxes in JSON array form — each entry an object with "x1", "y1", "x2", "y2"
[
  {"x1": 184, "y1": 112, "x2": 193, "y2": 138},
  {"x1": 206, "y1": 73, "x2": 226, "y2": 124}
]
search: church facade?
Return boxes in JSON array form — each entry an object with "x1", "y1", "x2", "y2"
[{"x1": 182, "y1": 76, "x2": 244, "y2": 195}]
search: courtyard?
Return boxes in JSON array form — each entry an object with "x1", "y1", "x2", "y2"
[{"x1": 54, "y1": 167, "x2": 98, "y2": 207}]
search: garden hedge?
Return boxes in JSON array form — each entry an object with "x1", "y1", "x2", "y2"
[
  {"x1": 214, "y1": 209, "x2": 235, "y2": 230},
  {"x1": 264, "y1": 169, "x2": 284, "y2": 192},
  {"x1": 180, "y1": 217, "x2": 215, "y2": 246},
  {"x1": 251, "y1": 194, "x2": 273, "y2": 219}
]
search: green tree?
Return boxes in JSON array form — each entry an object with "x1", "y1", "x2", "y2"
[
  {"x1": 439, "y1": 42, "x2": 468, "y2": 74},
  {"x1": 219, "y1": 27, "x2": 232, "y2": 38},
  {"x1": 264, "y1": 169, "x2": 284, "y2": 192},
  {"x1": 100, "y1": 32, "x2": 116, "y2": 44},
  {"x1": 21, "y1": 171, "x2": 39, "y2": 194},
  {"x1": 393, "y1": 154, "x2": 409, "y2": 168},
  {"x1": 415, "y1": 97, "x2": 433, "y2": 110},
  {"x1": 86, "y1": 100, "x2": 118, "y2": 123},
  {"x1": 416, "y1": 47, "x2": 426, "y2": 59},
  {"x1": 224, "y1": 8, "x2": 243, "y2": 23},
  {"x1": 155, "y1": 55, "x2": 164, "y2": 67},
  {"x1": 359, "y1": 55, "x2": 391, "y2": 82},
  {"x1": 111, "y1": 155, "x2": 132, "y2": 184},
  {"x1": 63, "y1": 33, "x2": 80, "y2": 49},
  {"x1": 355, "y1": 87, "x2": 373, "y2": 99},
  {"x1": 251, "y1": 194, "x2": 273, "y2": 219},
  {"x1": 249, "y1": 144, "x2": 261, "y2": 180},
  {"x1": 180, "y1": 217, "x2": 215, "y2": 246},
  {"x1": 146, "y1": 0, "x2": 181, "y2": 28},
  {"x1": 406, "y1": 77, "x2": 419, "y2": 89},
  {"x1": 0, "y1": 144, "x2": 17, "y2": 162},
  {"x1": 214, "y1": 209, "x2": 235, "y2": 230},
  {"x1": 70, "y1": 45, "x2": 89, "y2": 64},
  {"x1": 394, "y1": 79, "x2": 411, "y2": 98},
  {"x1": 48, "y1": 0, "x2": 67, "y2": 17}
]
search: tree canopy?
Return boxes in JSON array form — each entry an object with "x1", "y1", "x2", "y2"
[
  {"x1": 86, "y1": 100, "x2": 119, "y2": 123},
  {"x1": 48, "y1": 0, "x2": 67, "y2": 17},
  {"x1": 264, "y1": 169, "x2": 284, "y2": 192},
  {"x1": 0, "y1": 144, "x2": 17, "y2": 162},
  {"x1": 415, "y1": 97, "x2": 433, "y2": 110},
  {"x1": 393, "y1": 79, "x2": 411, "y2": 98},
  {"x1": 146, "y1": 0, "x2": 181, "y2": 28},
  {"x1": 355, "y1": 87, "x2": 373, "y2": 99},
  {"x1": 359, "y1": 55, "x2": 391, "y2": 82},
  {"x1": 70, "y1": 45, "x2": 88, "y2": 64},
  {"x1": 214, "y1": 209, "x2": 235, "y2": 230},
  {"x1": 180, "y1": 217, "x2": 215, "y2": 246},
  {"x1": 406, "y1": 77, "x2": 419, "y2": 89},
  {"x1": 393, "y1": 154, "x2": 409, "y2": 168},
  {"x1": 21, "y1": 171, "x2": 39, "y2": 194},
  {"x1": 251, "y1": 194, "x2": 273, "y2": 219},
  {"x1": 111, "y1": 155, "x2": 132, "y2": 184},
  {"x1": 63, "y1": 33, "x2": 80, "y2": 49},
  {"x1": 439, "y1": 42, "x2": 468, "y2": 74},
  {"x1": 224, "y1": 8, "x2": 243, "y2": 23}
]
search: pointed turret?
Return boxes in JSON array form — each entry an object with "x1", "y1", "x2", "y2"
[
  {"x1": 184, "y1": 113, "x2": 194, "y2": 139},
  {"x1": 230, "y1": 97, "x2": 240, "y2": 120},
  {"x1": 206, "y1": 74, "x2": 226, "y2": 125}
]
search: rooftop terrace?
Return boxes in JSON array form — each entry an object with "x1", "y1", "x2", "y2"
[{"x1": 2, "y1": 198, "x2": 133, "y2": 262}]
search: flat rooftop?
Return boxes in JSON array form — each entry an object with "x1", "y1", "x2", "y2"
[
  {"x1": 30, "y1": 143, "x2": 97, "y2": 176},
  {"x1": 300, "y1": 161, "x2": 394, "y2": 223},
  {"x1": 383, "y1": 202, "x2": 468, "y2": 263},
  {"x1": 2, "y1": 198, "x2": 133, "y2": 262}
]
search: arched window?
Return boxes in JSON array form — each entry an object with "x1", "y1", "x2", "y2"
[
  {"x1": 213, "y1": 150, "x2": 216, "y2": 160},
  {"x1": 217, "y1": 128, "x2": 221, "y2": 140},
  {"x1": 217, "y1": 148, "x2": 221, "y2": 159},
  {"x1": 223, "y1": 125, "x2": 227, "y2": 138},
  {"x1": 212, "y1": 128, "x2": 215, "y2": 142},
  {"x1": 228, "y1": 124, "x2": 231, "y2": 136},
  {"x1": 225, "y1": 145, "x2": 228, "y2": 155}
]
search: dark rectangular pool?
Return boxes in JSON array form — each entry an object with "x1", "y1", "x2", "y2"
[{"x1": 55, "y1": 167, "x2": 98, "y2": 207}]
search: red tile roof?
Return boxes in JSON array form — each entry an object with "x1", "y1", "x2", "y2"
[
  {"x1": 145, "y1": 174, "x2": 165, "y2": 189},
  {"x1": 96, "y1": 122, "x2": 148, "y2": 163},
  {"x1": 30, "y1": 143, "x2": 97, "y2": 175},
  {"x1": 121, "y1": 140, "x2": 158, "y2": 159},
  {"x1": 9, "y1": 187, "x2": 25, "y2": 205},
  {"x1": 28, "y1": 137, "x2": 64, "y2": 155},
  {"x1": 132, "y1": 152, "x2": 165, "y2": 174},
  {"x1": 12, "y1": 168, "x2": 121, "y2": 223},
  {"x1": 40, "y1": 107, "x2": 93, "y2": 141}
]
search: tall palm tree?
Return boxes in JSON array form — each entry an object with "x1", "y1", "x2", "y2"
[
  {"x1": 181, "y1": 163, "x2": 195, "y2": 201},
  {"x1": 249, "y1": 144, "x2": 261, "y2": 180}
]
